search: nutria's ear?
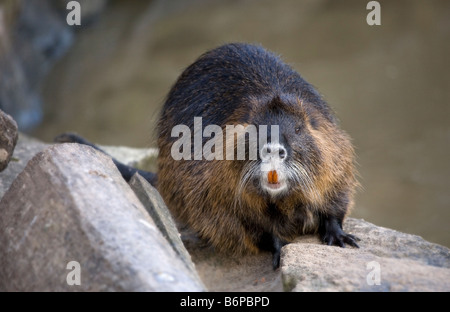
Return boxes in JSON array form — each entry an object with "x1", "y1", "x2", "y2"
[{"x1": 267, "y1": 95, "x2": 306, "y2": 117}]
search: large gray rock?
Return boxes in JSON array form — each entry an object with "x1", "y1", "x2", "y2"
[
  {"x1": 0, "y1": 143, "x2": 204, "y2": 291},
  {"x1": 0, "y1": 109, "x2": 19, "y2": 171},
  {"x1": 281, "y1": 218, "x2": 450, "y2": 292}
]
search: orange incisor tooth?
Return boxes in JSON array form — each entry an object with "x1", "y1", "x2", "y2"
[{"x1": 268, "y1": 170, "x2": 278, "y2": 184}]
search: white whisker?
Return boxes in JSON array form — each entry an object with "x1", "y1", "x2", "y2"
[{"x1": 286, "y1": 162, "x2": 321, "y2": 204}]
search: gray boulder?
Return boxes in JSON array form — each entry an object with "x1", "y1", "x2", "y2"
[
  {"x1": 0, "y1": 143, "x2": 204, "y2": 291},
  {"x1": 281, "y1": 218, "x2": 450, "y2": 292}
]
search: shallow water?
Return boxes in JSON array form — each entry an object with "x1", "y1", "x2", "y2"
[{"x1": 31, "y1": 0, "x2": 450, "y2": 247}]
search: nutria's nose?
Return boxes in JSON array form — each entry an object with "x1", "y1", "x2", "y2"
[{"x1": 260, "y1": 143, "x2": 287, "y2": 161}]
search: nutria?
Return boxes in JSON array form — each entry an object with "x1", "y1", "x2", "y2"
[{"x1": 57, "y1": 43, "x2": 359, "y2": 269}]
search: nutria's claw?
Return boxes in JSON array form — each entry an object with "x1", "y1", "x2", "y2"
[
  {"x1": 343, "y1": 233, "x2": 360, "y2": 248},
  {"x1": 272, "y1": 253, "x2": 281, "y2": 270},
  {"x1": 322, "y1": 230, "x2": 360, "y2": 249}
]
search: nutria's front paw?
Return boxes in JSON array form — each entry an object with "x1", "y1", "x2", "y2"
[{"x1": 321, "y1": 226, "x2": 360, "y2": 248}]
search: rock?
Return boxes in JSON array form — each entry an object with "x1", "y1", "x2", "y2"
[
  {"x1": 281, "y1": 218, "x2": 450, "y2": 292},
  {"x1": 128, "y1": 172, "x2": 203, "y2": 286},
  {"x1": 0, "y1": 143, "x2": 205, "y2": 291},
  {"x1": 0, "y1": 109, "x2": 19, "y2": 171},
  {"x1": 0, "y1": 133, "x2": 48, "y2": 199}
]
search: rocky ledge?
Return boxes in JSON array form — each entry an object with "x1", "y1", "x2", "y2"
[{"x1": 0, "y1": 130, "x2": 449, "y2": 291}]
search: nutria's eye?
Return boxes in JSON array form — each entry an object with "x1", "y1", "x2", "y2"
[{"x1": 295, "y1": 126, "x2": 301, "y2": 134}]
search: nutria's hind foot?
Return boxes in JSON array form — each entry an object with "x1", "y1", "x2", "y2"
[
  {"x1": 54, "y1": 132, "x2": 158, "y2": 186},
  {"x1": 319, "y1": 216, "x2": 360, "y2": 248},
  {"x1": 54, "y1": 132, "x2": 99, "y2": 148},
  {"x1": 54, "y1": 132, "x2": 84, "y2": 143}
]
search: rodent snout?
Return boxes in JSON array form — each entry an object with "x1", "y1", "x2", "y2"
[
  {"x1": 259, "y1": 143, "x2": 289, "y2": 197},
  {"x1": 260, "y1": 143, "x2": 287, "y2": 162}
]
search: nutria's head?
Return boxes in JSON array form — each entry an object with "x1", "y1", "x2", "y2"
[{"x1": 233, "y1": 94, "x2": 353, "y2": 207}]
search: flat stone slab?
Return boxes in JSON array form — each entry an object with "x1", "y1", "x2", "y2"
[{"x1": 281, "y1": 218, "x2": 450, "y2": 291}]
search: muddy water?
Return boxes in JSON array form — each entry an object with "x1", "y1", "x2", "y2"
[{"x1": 31, "y1": 0, "x2": 450, "y2": 247}]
